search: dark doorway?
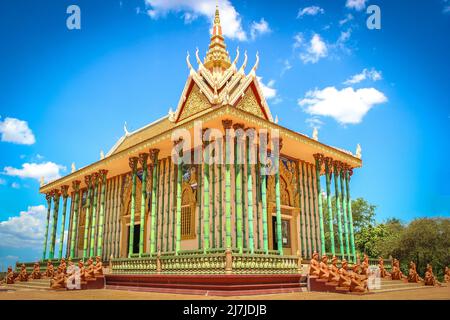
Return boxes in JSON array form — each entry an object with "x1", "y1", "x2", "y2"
[
  {"x1": 272, "y1": 216, "x2": 291, "y2": 250},
  {"x1": 272, "y1": 216, "x2": 278, "y2": 249},
  {"x1": 127, "y1": 224, "x2": 140, "y2": 255}
]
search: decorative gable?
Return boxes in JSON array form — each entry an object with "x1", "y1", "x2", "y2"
[
  {"x1": 235, "y1": 86, "x2": 265, "y2": 119},
  {"x1": 177, "y1": 84, "x2": 211, "y2": 122}
]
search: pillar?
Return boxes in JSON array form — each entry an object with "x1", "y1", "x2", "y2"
[
  {"x1": 175, "y1": 141, "x2": 182, "y2": 255},
  {"x1": 83, "y1": 175, "x2": 92, "y2": 258},
  {"x1": 138, "y1": 154, "x2": 149, "y2": 256},
  {"x1": 159, "y1": 159, "x2": 166, "y2": 251},
  {"x1": 222, "y1": 120, "x2": 233, "y2": 250},
  {"x1": 313, "y1": 154, "x2": 326, "y2": 255},
  {"x1": 246, "y1": 129, "x2": 255, "y2": 253},
  {"x1": 49, "y1": 190, "x2": 61, "y2": 259},
  {"x1": 202, "y1": 130, "x2": 210, "y2": 253},
  {"x1": 218, "y1": 135, "x2": 223, "y2": 248},
  {"x1": 165, "y1": 157, "x2": 171, "y2": 252},
  {"x1": 128, "y1": 157, "x2": 139, "y2": 257},
  {"x1": 89, "y1": 172, "x2": 99, "y2": 258},
  {"x1": 233, "y1": 123, "x2": 244, "y2": 254},
  {"x1": 97, "y1": 169, "x2": 108, "y2": 258},
  {"x1": 150, "y1": 149, "x2": 159, "y2": 254},
  {"x1": 340, "y1": 165, "x2": 351, "y2": 261},
  {"x1": 333, "y1": 161, "x2": 344, "y2": 259},
  {"x1": 324, "y1": 157, "x2": 335, "y2": 256},
  {"x1": 346, "y1": 167, "x2": 356, "y2": 262},
  {"x1": 69, "y1": 180, "x2": 81, "y2": 258},
  {"x1": 274, "y1": 138, "x2": 283, "y2": 255},
  {"x1": 261, "y1": 162, "x2": 269, "y2": 254},
  {"x1": 58, "y1": 185, "x2": 69, "y2": 259},
  {"x1": 42, "y1": 192, "x2": 52, "y2": 260}
]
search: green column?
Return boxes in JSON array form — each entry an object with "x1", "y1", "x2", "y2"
[
  {"x1": 138, "y1": 153, "x2": 148, "y2": 256},
  {"x1": 310, "y1": 164, "x2": 319, "y2": 254},
  {"x1": 340, "y1": 167, "x2": 350, "y2": 261},
  {"x1": 89, "y1": 173, "x2": 99, "y2": 258},
  {"x1": 128, "y1": 157, "x2": 138, "y2": 257},
  {"x1": 274, "y1": 146, "x2": 283, "y2": 255},
  {"x1": 97, "y1": 170, "x2": 108, "y2": 258},
  {"x1": 222, "y1": 120, "x2": 232, "y2": 249},
  {"x1": 175, "y1": 145, "x2": 182, "y2": 255},
  {"x1": 218, "y1": 139, "x2": 223, "y2": 248},
  {"x1": 165, "y1": 158, "x2": 171, "y2": 252},
  {"x1": 197, "y1": 161, "x2": 202, "y2": 250},
  {"x1": 313, "y1": 154, "x2": 326, "y2": 255},
  {"x1": 42, "y1": 193, "x2": 52, "y2": 260},
  {"x1": 346, "y1": 168, "x2": 356, "y2": 262},
  {"x1": 150, "y1": 149, "x2": 159, "y2": 255},
  {"x1": 212, "y1": 157, "x2": 216, "y2": 249},
  {"x1": 70, "y1": 181, "x2": 81, "y2": 258},
  {"x1": 234, "y1": 125, "x2": 244, "y2": 254},
  {"x1": 304, "y1": 162, "x2": 312, "y2": 258},
  {"x1": 333, "y1": 162, "x2": 344, "y2": 259},
  {"x1": 58, "y1": 186, "x2": 69, "y2": 259},
  {"x1": 247, "y1": 132, "x2": 255, "y2": 253},
  {"x1": 159, "y1": 159, "x2": 166, "y2": 251},
  {"x1": 203, "y1": 139, "x2": 210, "y2": 253},
  {"x1": 83, "y1": 175, "x2": 92, "y2": 258},
  {"x1": 296, "y1": 161, "x2": 303, "y2": 257},
  {"x1": 324, "y1": 157, "x2": 335, "y2": 256},
  {"x1": 49, "y1": 190, "x2": 61, "y2": 259},
  {"x1": 301, "y1": 162, "x2": 308, "y2": 258},
  {"x1": 261, "y1": 163, "x2": 269, "y2": 254}
]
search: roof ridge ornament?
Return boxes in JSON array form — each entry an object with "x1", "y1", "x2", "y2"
[
  {"x1": 250, "y1": 51, "x2": 260, "y2": 77},
  {"x1": 124, "y1": 122, "x2": 130, "y2": 136}
]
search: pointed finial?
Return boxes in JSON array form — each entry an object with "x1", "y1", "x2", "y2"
[
  {"x1": 275, "y1": 115, "x2": 279, "y2": 124},
  {"x1": 40, "y1": 176, "x2": 44, "y2": 187},
  {"x1": 124, "y1": 122, "x2": 130, "y2": 136},
  {"x1": 100, "y1": 150, "x2": 105, "y2": 160},
  {"x1": 356, "y1": 144, "x2": 362, "y2": 159},
  {"x1": 312, "y1": 128, "x2": 319, "y2": 141},
  {"x1": 71, "y1": 162, "x2": 76, "y2": 173}
]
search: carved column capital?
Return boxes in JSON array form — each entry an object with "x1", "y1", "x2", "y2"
[
  {"x1": 222, "y1": 119, "x2": 233, "y2": 130},
  {"x1": 129, "y1": 157, "x2": 139, "y2": 173},
  {"x1": 45, "y1": 192, "x2": 53, "y2": 203},
  {"x1": 138, "y1": 153, "x2": 149, "y2": 166},
  {"x1": 91, "y1": 172, "x2": 100, "y2": 184},
  {"x1": 332, "y1": 160, "x2": 343, "y2": 174},
  {"x1": 72, "y1": 180, "x2": 81, "y2": 192},
  {"x1": 61, "y1": 185, "x2": 70, "y2": 198},
  {"x1": 149, "y1": 148, "x2": 160, "y2": 164},
  {"x1": 84, "y1": 175, "x2": 92, "y2": 188},
  {"x1": 52, "y1": 189, "x2": 61, "y2": 201}
]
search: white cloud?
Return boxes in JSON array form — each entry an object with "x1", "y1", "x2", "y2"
[
  {"x1": 293, "y1": 33, "x2": 304, "y2": 49},
  {"x1": 280, "y1": 59, "x2": 292, "y2": 76},
  {"x1": 250, "y1": 18, "x2": 271, "y2": 40},
  {"x1": 0, "y1": 178, "x2": 5, "y2": 185},
  {"x1": 300, "y1": 34, "x2": 328, "y2": 64},
  {"x1": 339, "y1": 13, "x2": 354, "y2": 25},
  {"x1": 306, "y1": 117, "x2": 324, "y2": 129},
  {"x1": 346, "y1": 0, "x2": 367, "y2": 11},
  {"x1": 0, "y1": 117, "x2": 36, "y2": 145},
  {"x1": 297, "y1": 6, "x2": 324, "y2": 18},
  {"x1": 144, "y1": 0, "x2": 247, "y2": 41},
  {"x1": 11, "y1": 182, "x2": 20, "y2": 189},
  {"x1": 0, "y1": 205, "x2": 46, "y2": 249},
  {"x1": 3, "y1": 162, "x2": 66, "y2": 183},
  {"x1": 257, "y1": 76, "x2": 277, "y2": 100},
  {"x1": 344, "y1": 68, "x2": 383, "y2": 85},
  {"x1": 298, "y1": 86, "x2": 387, "y2": 124}
]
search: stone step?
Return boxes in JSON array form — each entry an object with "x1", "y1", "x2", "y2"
[
  {"x1": 372, "y1": 285, "x2": 433, "y2": 294},
  {"x1": 5, "y1": 283, "x2": 51, "y2": 291}
]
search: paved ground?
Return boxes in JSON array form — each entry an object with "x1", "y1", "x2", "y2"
[{"x1": 0, "y1": 286, "x2": 449, "y2": 300}]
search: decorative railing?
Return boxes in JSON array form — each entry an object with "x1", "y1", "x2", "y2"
[{"x1": 111, "y1": 250, "x2": 301, "y2": 275}]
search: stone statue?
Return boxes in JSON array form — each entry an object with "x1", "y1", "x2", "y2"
[
  {"x1": 44, "y1": 260, "x2": 55, "y2": 278},
  {"x1": 50, "y1": 266, "x2": 66, "y2": 290},
  {"x1": 30, "y1": 262, "x2": 42, "y2": 280},
  {"x1": 407, "y1": 261, "x2": 422, "y2": 283},
  {"x1": 350, "y1": 265, "x2": 368, "y2": 293},
  {"x1": 59, "y1": 258, "x2": 67, "y2": 274},
  {"x1": 84, "y1": 258, "x2": 96, "y2": 280},
  {"x1": 424, "y1": 264, "x2": 439, "y2": 286},
  {"x1": 3, "y1": 267, "x2": 15, "y2": 284},
  {"x1": 327, "y1": 256, "x2": 340, "y2": 283},
  {"x1": 15, "y1": 264, "x2": 29, "y2": 282},
  {"x1": 94, "y1": 256, "x2": 103, "y2": 276},
  {"x1": 78, "y1": 260, "x2": 86, "y2": 282},
  {"x1": 391, "y1": 258, "x2": 404, "y2": 280},
  {"x1": 309, "y1": 251, "x2": 320, "y2": 277},
  {"x1": 378, "y1": 256, "x2": 391, "y2": 278},
  {"x1": 338, "y1": 259, "x2": 351, "y2": 288},
  {"x1": 361, "y1": 254, "x2": 369, "y2": 278},
  {"x1": 319, "y1": 255, "x2": 330, "y2": 280},
  {"x1": 444, "y1": 266, "x2": 450, "y2": 284},
  {"x1": 66, "y1": 261, "x2": 81, "y2": 290}
]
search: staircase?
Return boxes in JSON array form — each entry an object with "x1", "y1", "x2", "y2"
[
  {"x1": 370, "y1": 278, "x2": 432, "y2": 293},
  {"x1": 3, "y1": 278, "x2": 51, "y2": 291}
]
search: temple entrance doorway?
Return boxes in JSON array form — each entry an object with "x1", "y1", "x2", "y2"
[
  {"x1": 271, "y1": 215, "x2": 293, "y2": 255},
  {"x1": 126, "y1": 224, "x2": 140, "y2": 256}
]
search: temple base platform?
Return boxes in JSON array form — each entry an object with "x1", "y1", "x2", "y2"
[{"x1": 105, "y1": 274, "x2": 307, "y2": 296}]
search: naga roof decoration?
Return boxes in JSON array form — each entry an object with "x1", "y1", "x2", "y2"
[{"x1": 171, "y1": 6, "x2": 273, "y2": 123}]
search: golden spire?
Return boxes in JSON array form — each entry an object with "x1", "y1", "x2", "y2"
[{"x1": 204, "y1": 4, "x2": 231, "y2": 71}]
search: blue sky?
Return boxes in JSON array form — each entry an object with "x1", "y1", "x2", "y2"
[{"x1": 0, "y1": 0, "x2": 449, "y2": 267}]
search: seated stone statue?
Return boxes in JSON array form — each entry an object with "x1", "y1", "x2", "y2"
[
  {"x1": 59, "y1": 258, "x2": 67, "y2": 274},
  {"x1": 378, "y1": 256, "x2": 390, "y2": 278},
  {"x1": 66, "y1": 261, "x2": 81, "y2": 290},
  {"x1": 15, "y1": 264, "x2": 29, "y2": 282},
  {"x1": 391, "y1": 258, "x2": 405, "y2": 280},
  {"x1": 50, "y1": 266, "x2": 66, "y2": 290},
  {"x1": 407, "y1": 261, "x2": 422, "y2": 283},
  {"x1": 309, "y1": 252, "x2": 320, "y2": 277},
  {"x1": 84, "y1": 258, "x2": 96, "y2": 280},
  {"x1": 3, "y1": 267, "x2": 15, "y2": 284},
  {"x1": 424, "y1": 264, "x2": 439, "y2": 286},
  {"x1": 338, "y1": 259, "x2": 351, "y2": 288},
  {"x1": 319, "y1": 255, "x2": 330, "y2": 280},
  {"x1": 361, "y1": 254, "x2": 369, "y2": 278},
  {"x1": 445, "y1": 266, "x2": 450, "y2": 284},
  {"x1": 78, "y1": 260, "x2": 86, "y2": 282},
  {"x1": 44, "y1": 260, "x2": 55, "y2": 278},
  {"x1": 94, "y1": 256, "x2": 103, "y2": 276},
  {"x1": 350, "y1": 269, "x2": 368, "y2": 293},
  {"x1": 30, "y1": 262, "x2": 42, "y2": 280},
  {"x1": 327, "y1": 256, "x2": 340, "y2": 283}
]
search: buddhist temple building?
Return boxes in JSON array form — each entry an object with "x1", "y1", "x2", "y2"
[{"x1": 38, "y1": 6, "x2": 362, "y2": 275}]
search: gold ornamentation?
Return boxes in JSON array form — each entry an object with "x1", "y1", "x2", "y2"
[
  {"x1": 236, "y1": 88, "x2": 265, "y2": 119},
  {"x1": 178, "y1": 85, "x2": 211, "y2": 121}
]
